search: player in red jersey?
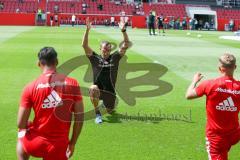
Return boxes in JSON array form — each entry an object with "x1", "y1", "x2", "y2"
[
  {"x1": 17, "y1": 47, "x2": 84, "y2": 160},
  {"x1": 186, "y1": 53, "x2": 240, "y2": 160}
]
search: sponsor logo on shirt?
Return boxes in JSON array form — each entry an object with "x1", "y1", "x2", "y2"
[
  {"x1": 37, "y1": 81, "x2": 67, "y2": 89},
  {"x1": 42, "y1": 90, "x2": 63, "y2": 108},
  {"x1": 215, "y1": 87, "x2": 240, "y2": 95},
  {"x1": 98, "y1": 63, "x2": 114, "y2": 68},
  {"x1": 216, "y1": 96, "x2": 237, "y2": 112}
]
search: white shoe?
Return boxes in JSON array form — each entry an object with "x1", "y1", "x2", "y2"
[
  {"x1": 95, "y1": 115, "x2": 103, "y2": 124},
  {"x1": 98, "y1": 102, "x2": 106, "y2": 109}
]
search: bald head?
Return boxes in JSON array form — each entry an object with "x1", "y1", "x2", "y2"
[
  {"x1": 100, "y1": 41, "x2": 112, "y2": 59},
  {"x1": 218, "y1": 53, "x2": 236, "y2": 69}
]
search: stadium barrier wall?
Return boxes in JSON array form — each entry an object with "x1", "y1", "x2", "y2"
[
  {"x1": 46, "y1": 14, "x2": 146, "y2": 29},
  {"x1": 131, "y1": 16, "x2": 240, "y2": 30},
  {"x1": 0, "y1": 13, "x2": 239, "y2": 31},
  {"x1": 132, "y1": 16, "x2": 146, "y2": 28},
  {"x1": 0, "y1": 13, "x2": 35, "y2": 26},
  {"x1": 217, "y1": 18, "x2": 240, "y2": 31},
  {"x1": 46, "y1": 13, "x2": 132, "y2": 26}
]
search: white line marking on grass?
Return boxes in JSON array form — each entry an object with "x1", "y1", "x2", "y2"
[
  {"x1": 0, "y1": 26, "x2": 35, "y2": 44},
  {"x1": 219, "y1": 36, "x2": 240, "y2": 41}
]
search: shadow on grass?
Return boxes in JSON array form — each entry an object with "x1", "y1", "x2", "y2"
[{"x1": 102, "y1": 111, "x2": 194, "y2": 124}]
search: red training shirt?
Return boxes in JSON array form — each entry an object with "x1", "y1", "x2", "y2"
[
  {"x1": 20, "y1": 70, "x2": 82, "y2": 140},
  {"x1": 195, "y1": 76, "x2": 240, "y2": 136}
]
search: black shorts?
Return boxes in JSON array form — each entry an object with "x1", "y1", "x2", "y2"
[
  {"x1": 158, "y1": 24, "x2": 163, "y2": 28},
  {"x1": 99, "y1": 90, "x2": 116, "y2": 109},
  {"x1": 95, "y1": 82, "x2": 116, "y2": 109}
]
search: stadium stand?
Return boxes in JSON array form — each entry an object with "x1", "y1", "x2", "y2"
[
  {"x1": 0, "y1": 0, "x2": 38, "y2": 13},
  {"x1": 176, "y1": 0, "x2": 216, "y2": 6},
  {"x1": 47, "y1": 0, "x2": 135, "y2": 15},
  {"x1": 143, "y1": 3, "x2": 187, "y2": 18},
  {"x1": 215, "y1": 8, "x2": 240, "y2": 20},
  {"x1": 0, "y1": 0, "x2": 239, "y2": 21}
]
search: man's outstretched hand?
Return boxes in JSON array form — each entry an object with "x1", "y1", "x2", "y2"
[
  {"x1": 86, "y1": 17, "x2": 92, "y2": 30},
  {"x1": 66, "y1": 143, "x2": 75, "y2": 159},
  {"x1": 119, "y1": 20, "x2": 127, "y2": 32},
  {"x1": 192, "y1": 72, "x2": 204, "y2": 84}
]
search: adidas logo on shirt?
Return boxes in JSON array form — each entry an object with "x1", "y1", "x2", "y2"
[
  {"x1": 216, "y1": 97, "x2": 237, "y2": 112},
  {"x1": 42, "y1": 90, "x2": 63, "y2": 109}
]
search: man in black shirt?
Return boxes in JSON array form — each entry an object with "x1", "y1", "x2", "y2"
[
  {"x1": 82, "y1": 17, "x2": 131, "y2": 124},
  {"x1": 148, "y1": 11, "x2": 156, "y2": 35},
  {"x1": 157, "y1": 13, "x2": 165, "y2": 35}
]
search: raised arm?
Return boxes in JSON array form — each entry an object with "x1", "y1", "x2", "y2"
[
  {"x1": 185, "y1": 72, "x2": 203, "y2": 99},
  {"x1": 118, "y1": 20, "x2": 131, "y2": 57},
  {"x1": 82, "y1": 17, "x2": 93, "y2": 57},
  {"x1": 66, "y1": 100, "x2": 84, "y2": 158}
]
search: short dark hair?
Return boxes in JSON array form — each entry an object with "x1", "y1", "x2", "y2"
[
  {"x1": 38, "y1": 47, "x2": 58, "y2": 66},
  {"x1": 101, "y1": 41, "x2": 111, "y2": 46}
]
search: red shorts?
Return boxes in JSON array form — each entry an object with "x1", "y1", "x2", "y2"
[
  {"x1": 206, "y1": 129, "x2": 240, "y2": 160},
  {"x1": 19, "y1": 131, "x2": 69, "y2": 160}
]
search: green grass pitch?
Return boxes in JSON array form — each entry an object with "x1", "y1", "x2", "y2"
[{"x1": 0, "y1": 26, "x2": 240, "y2": 159}]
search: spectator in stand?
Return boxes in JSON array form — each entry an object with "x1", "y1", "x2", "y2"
[
  {"x1": 0, "y1": 2, "x2": 4, "y2": 11},
  {"x1": 134, "y1": 3, "x2": 141, "y2": 14},
  {"x1": 18, "y1": 0, "x2": 24, "y2": 3},
  {"x1": 120, "y1": 10, "x2": 126, "y2": 16},
  {"x1": 70, "y1": 2, "x2": 75, "y2": 8},
  {"x1": 135, "y1": 4, "x2": 139, "y2": 9},
  {"x1": 82, "y1": 7, "x2": 86, "y2": 14},
  {"x1": 54, "y1": 5, "x2": 59, "y2": 13},
  {"x1": 82, "y1": 2, "x2": 87, "y2": 8},
  {"x1": 115, "y1": 0, "x2": 121, "y2": 5},
  {"x1": 82, "y1": 2, "x2": 87, "y2": 14},
  {"x1": 140, "y1": 10, "x2": 145, "y2": 15}
]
